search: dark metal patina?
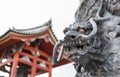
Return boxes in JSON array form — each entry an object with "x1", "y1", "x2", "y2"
[{"x1": 52, "y1": 0, "x2": 120, "y2": 77}]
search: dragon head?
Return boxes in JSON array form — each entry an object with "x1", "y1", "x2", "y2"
[
  {"x1": 52, "y1": 0, "x2": 120, "y2": 76},
  {"x1": 52, "y1": 20, "x2": 98, "y2": 66},
  {"x1": 63, "y1": 22, "x2": 93, "y2": 58}
]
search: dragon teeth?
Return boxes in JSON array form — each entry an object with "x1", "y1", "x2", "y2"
[
  {"x1": 69, "y1": 41, "x2": 71, "y2": 45},
  {"x1": 63, "y1": 40, "x2": 85, "y2": 46},
  {"x1": 73, "y1": 41, "x2": 75, "y2": 45},
  {"x1": 87, "y1": 40, "x2": 90, "y2": 44},
  {"x1": 64, "y1": 42, "x2": 67, "y2": 46},
  {"x1": 79, "y1": 41, "x2": 81, "y2": 44},
  {"x1": 76, "y1": 41, "x2": 79, "y2": 45},
  {"x1": 79, "y1": 48, "x2": 81, "y2": 50},
  {"x1": 67, "y1": 42, "x2": 70, "y2": 45}
]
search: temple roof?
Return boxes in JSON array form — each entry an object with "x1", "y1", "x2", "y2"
[
  {"x1": 0, "y1": 19, "x2": 71, "y2": 69},
  {"x1": 0, "y1": 20, "x2": 57, "y2": 42},
  {"x1": 10, "y1": 20, "x2": 52, "y2": 35}
]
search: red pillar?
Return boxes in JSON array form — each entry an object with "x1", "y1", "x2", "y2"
[
  {"x1": 31, "y1": 58, "x2": 37, "y2": 77},
  {"x1": 48, "y1": 65, "x2": 52, "y2": 77},
  {"x1": 10, "y1": 52, "x2": 19, "y2": 77}
]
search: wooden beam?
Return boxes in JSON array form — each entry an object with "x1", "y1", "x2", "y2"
[
  {"x1": 19, "y1": 51, "x2": 50, "y2": 76},
  {"x1": 10, "y1": 52, "x2": 19, "y2": 77},
  {"x1": 19, "y1": 59, "x2": 32, "y2": 66},
  {"x1": 0, "y1": 59, "x2": 13, "y2": 67},
  {"x1": 48, "y1": 65, "x2": 52, "y2": 77},
  {"x1": 20, "y1": 52, "x2": 51, "y2": 66},
  {"x1": 36, "y1": 57, "x2": 51, "y2": 66},
  {"x1": 20, "y1": 52, "x2": 34, "y2": 60},
  {"x1": 0, "y1": 39, "x2": 18, "y2": 51},
  {"x1": 36, "y1": 65, "x2": 49, "y2": 72},
  {"x1": 10, "y1": 32, "x2": 49, "y2": 41},
  {"x1": 0, "y1": 37, "x2": 11, "y2": 45},
  {"x1": 23, "y1": 46, "x2": 51, "y2": 58},
  {"x1": 2, "y1": 53, "x2": 14, "y2": 59},
  {"x1": 31, "y1": 58, "x2": 37, "y2": 77}
]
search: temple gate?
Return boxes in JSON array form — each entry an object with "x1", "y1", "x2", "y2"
[{"x1": 0, "y1": 20, "x2": 70, "y2": 77}]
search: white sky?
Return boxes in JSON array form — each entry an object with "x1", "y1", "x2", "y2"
[{"x1": 0, "y1": 0, "x2": 79, "y2": 77}]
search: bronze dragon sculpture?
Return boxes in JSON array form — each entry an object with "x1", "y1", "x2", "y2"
[{"x1": 52, "y1": 0, "x2": 120, "y2": 77}]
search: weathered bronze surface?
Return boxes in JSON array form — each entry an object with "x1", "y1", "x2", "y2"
[{"x1": 52, "y1": 0, "x2": 120, "y2": 77}]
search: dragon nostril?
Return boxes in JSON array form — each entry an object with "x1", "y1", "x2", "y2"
[
  {"x1": 71, "y1": 35, "x2": 76, "y2": 39},
  {"x1": 64, "y1": 35, "x2": 76, "y2": 40}
]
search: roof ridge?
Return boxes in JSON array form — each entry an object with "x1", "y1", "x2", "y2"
[
  {"x1": 10, "y1": 19, "x2": 52, "y2": 31},
  {"x1": 0, "y1": 19, "x2": 52, "y2": 40}
]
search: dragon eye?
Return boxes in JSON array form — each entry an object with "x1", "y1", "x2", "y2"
[
  {"x1": 63, "y1": 28, "x2": 69, "y2": 34},
  {"x1": 77, "y1": 28, "x2": 85, "y2": 33}
]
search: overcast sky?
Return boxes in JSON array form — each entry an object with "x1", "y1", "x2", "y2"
[{"x1": 0, "y1": 0, "x2": 79, "y2": 77}]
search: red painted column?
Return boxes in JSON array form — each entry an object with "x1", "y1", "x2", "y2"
[
  {"x1": 30, "y1": 58, "x2": 37, "y2": 77},
  {"x1": 48, "y1": 65, "x2": 52, "y2": 77},
  {"x1": 10, "y1": 52, "x2": 19, "y2": 77}
]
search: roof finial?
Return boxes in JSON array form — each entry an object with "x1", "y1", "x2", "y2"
[
  {"x1": 9, "y1": 26, "x2": 15, "y2": 30},
  {"x1": 46, "y1": 18, "x2": 52, "y2": 26},
  {"x1": 12, "y1": 26, "x2": 15, "y2": 30}
]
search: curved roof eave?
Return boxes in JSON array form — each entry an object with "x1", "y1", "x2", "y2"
[
  {"x1": 0, "y1": 19, "x2": 57, "y2": 43},
  {"x1": 10, "y1": 19, "x2": 52, "y2": 35}
]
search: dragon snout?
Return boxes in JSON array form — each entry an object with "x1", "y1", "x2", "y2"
[
  {"x1": 64, "y1": 34, "x2": 77, "y2": 40},
  {"x1": 64, "y1": 31, "x2": 79, "y2": 40}
]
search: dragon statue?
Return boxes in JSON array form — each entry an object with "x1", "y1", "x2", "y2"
[{"x1": 52, "y1": 0, "x2": 120, "y2": 77}]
